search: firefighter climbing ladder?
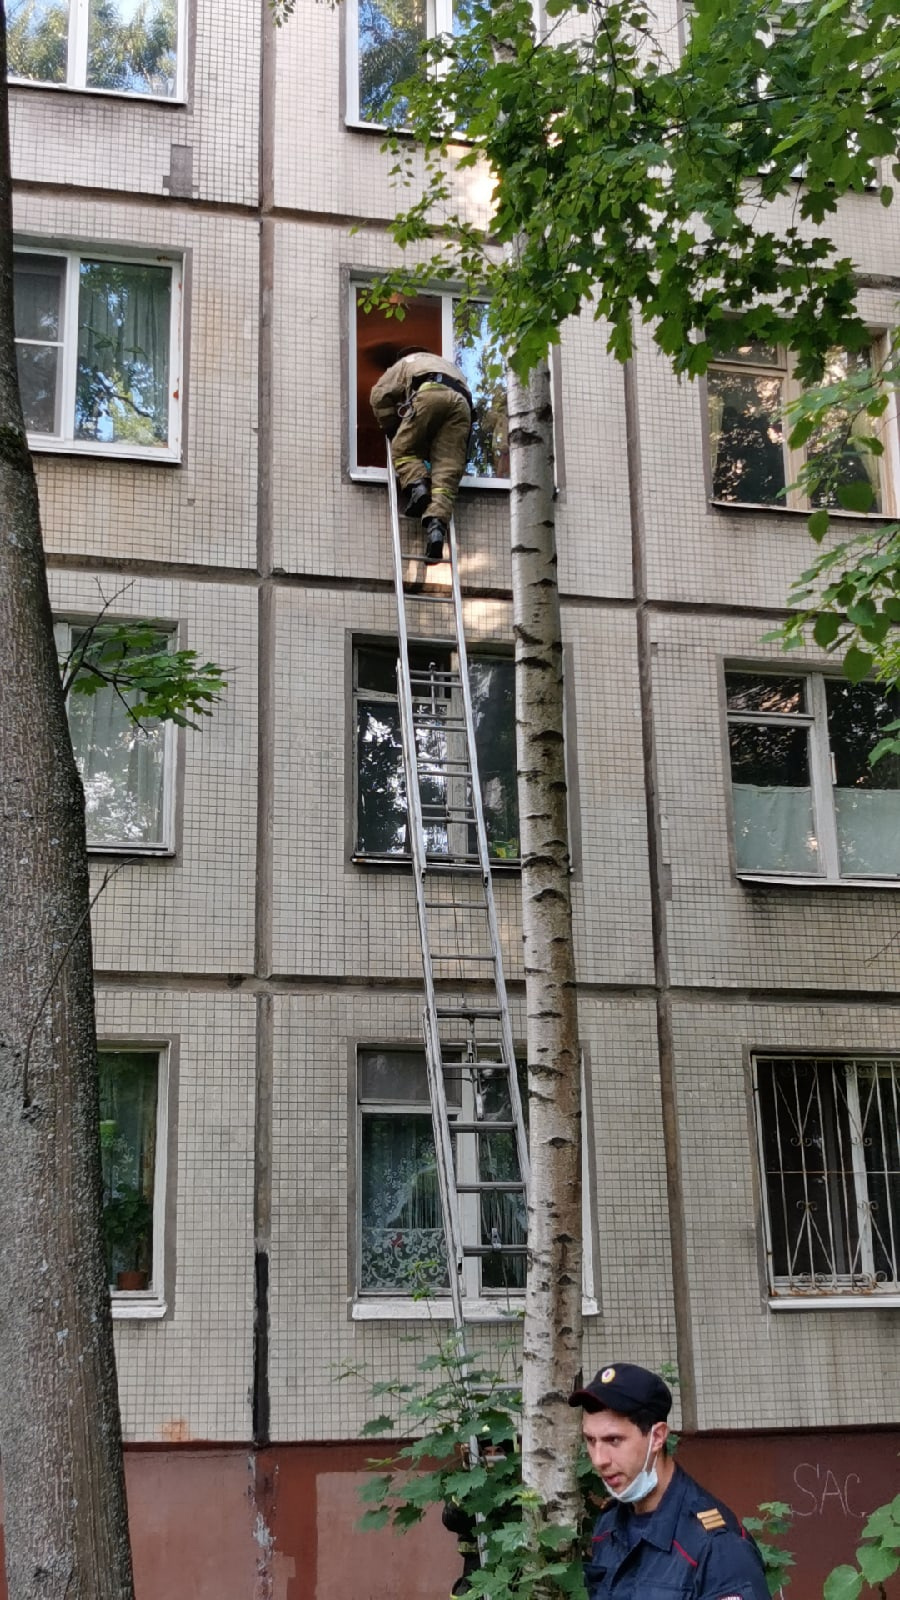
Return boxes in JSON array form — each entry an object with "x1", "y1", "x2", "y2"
[{"x1": 385, "y1": 449, "x2": 530, "y2": 1341}]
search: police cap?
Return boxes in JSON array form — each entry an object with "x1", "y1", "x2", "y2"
[{"x1": 568, "y1": 1363, "x2": 672, "y2": 1420}]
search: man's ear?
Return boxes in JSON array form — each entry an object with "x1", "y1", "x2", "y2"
[{"x1": 651, "y1": 1421, "x2": 669, "y2": 1454}]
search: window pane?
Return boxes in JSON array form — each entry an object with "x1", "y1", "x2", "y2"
[
  {"x1": 355, "y1": 293, "x2": 443, "y2": 469},
  {"x1": 76, "y1": 259, "x2": 171, "y2": 447},
  {"x1": 87, "y1": 0, "x2": 177, "y2": 95},
  {"x1": 469, "y1": 657, "x2": 518, "y2": 858},
  {"x1": 357, "y1": 0, "x2": 426, "y2": 124},
  {"x1": 725, "y1": 673, "x2": 807, "y2": 717},
  {"x1": 14, "y1": 254, "x2": 64, "y2": 341},
  {"x1": 7, "y1": 0, "x2": 69, "y2": 82},
  {"x1": 66, "y1": 628, "x2": 168, "y2": 846},
  {"x1": 99, "y1": 1050, "x2": 158, "y2": 1290},
  {"x1": 357, "y1": 699, "x2": 408, "y2": 854},
  {"x1": 708, "y1": 367, "x2": 786, "y2": 504},
  {"x1": 729, "y1": 723, "x2": 817, "y2": 873},
  {"x1": 16, "y1": 346, "x2": 60, "y2": 434},
  {"x1": 857, "y1": 1065, "x2": 900, "y2": 1286},
  {"x1": 359, "y1": 1048, "x2": 462, "y2": 1107},
  {"x1": 716, "y1": 339, "x2": 783, "y2": 367},
  {"x1": 453, "y1": 300, "x2": 509, "y2": 479},
  {"x1": 807, "y1": 348, "x2": 882, "y2": 514},
  {"x1": 826, "y1": 680, "x2": 900, "y2": 876},
  {"x1": 756, "y1": 1057, "x2": 858, "y2": 1290},
  {"x1": 14, "y1": 255, "x2": 65, "y2": 434},
  {"x1": 360, "y1": 1113, "x2": 449, "y2": 1291}
]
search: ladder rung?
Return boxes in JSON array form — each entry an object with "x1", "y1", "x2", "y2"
[
  {"x1": 435, "y1": 1005, "x2": 502, "y2": 1018},
  {"x1": 424, "y1": 864, "x2": 485, "y2": 874},
  {"x1": 456, "y1": 1181, "x2": 526, "y2": 1194},
  {"x1": 463, "y1": 1244, "x2": 528, "y2": 1257},
  {"x1": 424, "y1": 899, "x2": 489, "y2": 909},
  {"x1": 409, "y1": 669, "x2": 460, "y2": 682},
  {"x1": 425, "y1": 852, "x2": 481, "y2": 863},
  {"x1": 451, "y1": 1120, "x2": 516, "y2": 1133},
  {"x1": 404, "y1": 591, "x2": 455, "y2": 603}
]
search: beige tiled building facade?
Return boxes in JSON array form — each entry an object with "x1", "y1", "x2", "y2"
[{"x1": 6, "y1": 0, "x2": 900, "y2": 1593}]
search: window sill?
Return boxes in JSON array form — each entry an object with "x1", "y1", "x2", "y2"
[
  {"x1": 112, "y1": 1294, "x2": 167, "y2": 1320},
  {"x1": 351, "y1": 466, "x2": 510, "y2": 492},
  {"x1": 710, "y1": 498, "x2": 896, "y2": 523},
  {"x1": 88, "y1": 844, "x2": 175, "y2": 857},
  {"x1": 10, "y1": 77, "x2": 185, "y2": 106},
  {"x1": 352, "y1": 1296, "x2": 599, "y2": 1321},
  {"x1": 768, "y1": 1294, "x2": 900, "y2": 1311},
  {"x1": 30, "y1": 438, "x2": 181, "y2": 465},
  {"x1": 738, "y1": 872, "x2": 900, "y2": 890}
]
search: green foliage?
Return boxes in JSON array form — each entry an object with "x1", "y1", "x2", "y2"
[
  {"x1": 62, "y1": 621, "x2": 227, "y2": 730},
  {"x1": 822, "y1": 1494, "x2": 900, "y2": 1600},
  {"x1": 743, "y1": 1501, "x2": 795, "y2": 1595},
  {"x1": 352, "y1": 1338, "x2": 586, "y2": 1600},
  {"x1": 353, "y1": 0, "x2": 900, "y2": 382}
]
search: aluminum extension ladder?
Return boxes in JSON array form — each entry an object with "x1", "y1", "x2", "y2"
[{"x1": 385, "y1": 449, "x2": 530, "y2": 1339}]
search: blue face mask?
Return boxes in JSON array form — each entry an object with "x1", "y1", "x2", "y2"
[{"x1": 603, "y1": 1432, "x2": 659, "y2": 1505}]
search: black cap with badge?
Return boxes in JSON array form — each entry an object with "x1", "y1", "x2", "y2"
[{"x1": 568, "y1": 1363, "x2": 672, "y2": 1420}]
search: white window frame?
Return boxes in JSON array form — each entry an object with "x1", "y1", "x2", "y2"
[
  {"x1": 352, "y1": 636, "x2": 519, "y2": 866},
  {"x1": 15, "y1": 244, "x2": 183, "y2": 462},
  {"x1": 102, "y1": 1043, "x2": 170, "y2": 1321},
  {"x1": 753, "y1": 1052, "x2": 900, "y2": 1310},
  {"x1": 345, "y1": 0, "x2": 449, "y2": 128},
  {"x1": 352, "y1": 1045, "x2": 598, "y2": 1321},
  {"x1": 707, "y1": 337, "x2": 897, "y2": 515},
  {"x1": 8, "y1": 0, "x2": 186, "y2": 101},
  {"x1": 56, "y1": 616, "x2": 178, "y2": 854},
  {"x1": 349, "y1": 281, "x2": 510, "y2": 490},
  {"x1": 725, "y1": 666, "x2": 900, "y2": 887}
]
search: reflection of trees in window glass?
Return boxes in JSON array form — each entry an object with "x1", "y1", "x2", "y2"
[
  {"x1": 469, "y1": 657, "x2": 517, "y2": 858},
  {"x1": 8, "y1": 0, "x2": 68, "y2": 82},
  {"x1": 806, "y1": 348, "x2": 882, "y2": 512},
  {"x1": 13, "y1": 254, "x2": 64, "y2": 434},
  {"x1": 708, "y1": 367, "x2": 786, "y2": 504},
  {"x1": 8, "y1": 0, "x2": 176, "y2": 90},
  {"x1": 357, "y1": 0, "x2": 426, "y2": 124},
  {"x1": 76, "y1": 260, "x2": 171, "y2": 447},
  {"x1": 454, "y1": 300, "x2": 509, "y2": 479},
  {"x1": 66, "y1": 627, "x2": 168, "y2": 846},
  {"x1": 87, "y1": 0, "x2": 176, "y2": 94}
]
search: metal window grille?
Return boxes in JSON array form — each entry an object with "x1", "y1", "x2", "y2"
[{"x1": 754, "y1": 1055, "x2": 900, "y2": 1296}]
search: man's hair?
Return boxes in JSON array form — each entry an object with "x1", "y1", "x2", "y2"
[{"x1": 587, "y1": 1402, "x2": 659, "y2": 1436}]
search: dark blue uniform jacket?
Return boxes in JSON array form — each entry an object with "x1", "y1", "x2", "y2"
[{"x1": 585, "y1": 1466, "x2": 770, "y2": 1600}]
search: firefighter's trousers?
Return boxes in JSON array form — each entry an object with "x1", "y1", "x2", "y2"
[{"x1": 392, "y1": 386, "x2": 471, "y2": 527}]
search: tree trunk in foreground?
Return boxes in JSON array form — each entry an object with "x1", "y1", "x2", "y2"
[
  {"x1": 0, "y1": 8, "x2": 136, "y2": 1594},
  {"x1": 509, "y1": 357, "x2": 584, "y2": 1531}
]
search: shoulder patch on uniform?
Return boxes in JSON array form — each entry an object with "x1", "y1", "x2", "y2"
[{"x1": 697, "y1": 1508, "x2": 727, "y2": 1532}]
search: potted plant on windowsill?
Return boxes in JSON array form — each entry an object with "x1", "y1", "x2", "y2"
[{"x1": 103, "y1": 1183, "x2": 153, "y2": 1292}]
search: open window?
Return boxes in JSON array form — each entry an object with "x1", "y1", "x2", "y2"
[{"x1": 351, "y1": 285, "x2": 509, "y2": 486}]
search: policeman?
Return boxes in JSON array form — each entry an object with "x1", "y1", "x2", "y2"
[
  {"x1": 570, "y1": 1364, "x2": 770, "y2": 1600},
  {"x1": 370, "y1": 346, "x2": 473, "y2": 563}
]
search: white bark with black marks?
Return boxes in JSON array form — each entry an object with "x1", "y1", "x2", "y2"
[
  {"x1": 0, "y1": 4, "x2": 136, "y2": 1592},
  {"x1": 509, "y1": 358, "x2": 584, "y2": 1532}
]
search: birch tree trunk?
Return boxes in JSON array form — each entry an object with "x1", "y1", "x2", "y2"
[
  {"x1": 509, "y1": 356, "x2": 584, "y2": 1531},
  {"x1": 0, "y1": 7, "x2": 136, "y2": 1593}
]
